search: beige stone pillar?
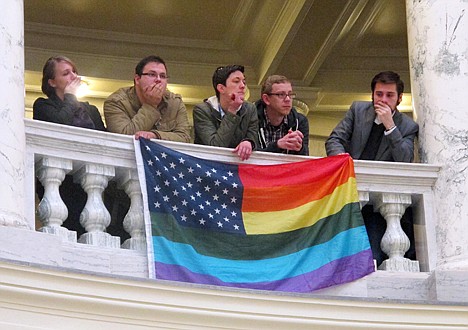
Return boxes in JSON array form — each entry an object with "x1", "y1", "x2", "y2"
[{"x1": 406, "y1": 0, "x2": 468, "y2": 268}]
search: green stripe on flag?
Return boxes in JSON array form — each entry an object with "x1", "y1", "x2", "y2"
[{"x1": 151, "y1": 202, "x2": 365, "y2": 260}]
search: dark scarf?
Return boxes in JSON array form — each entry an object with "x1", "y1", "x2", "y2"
[{"x1": 72, "y1": 105, "x2": 95, "y2": 129}]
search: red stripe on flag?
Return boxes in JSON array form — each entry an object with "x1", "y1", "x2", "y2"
[{"x1": 239, "y1": 154, "x2": 355, "y2": 212}]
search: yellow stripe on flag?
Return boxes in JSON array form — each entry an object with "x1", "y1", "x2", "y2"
[{"x1": 243, "y1": 177, "x2": 359, "y2": 235}]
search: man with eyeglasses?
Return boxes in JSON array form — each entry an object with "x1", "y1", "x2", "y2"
[
  {"x1": 193, "y1": 65, "x2": 258, "y2": 161},
  {"x1": 255, "y1": 75, "x2": 309, "y2": 155},
  {"x1": 104, "y1": 55, "x2": 190, "y2": 142}
]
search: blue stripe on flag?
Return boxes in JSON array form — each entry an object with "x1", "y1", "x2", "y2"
[{"x1": 153, "y1": 225, "x2": 370, "y2": 283}]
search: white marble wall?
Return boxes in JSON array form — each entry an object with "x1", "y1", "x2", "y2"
[
  {"x1": 406, "y1": 0, "x2": 468, "y2": 268},
  {"x1": 0, "y1": 1, "x2": 27, "y2": 228}
]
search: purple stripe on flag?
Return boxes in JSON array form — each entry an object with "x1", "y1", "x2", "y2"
[{"x1": 155, "y1": 249, "x2": 374, "y2": 293}]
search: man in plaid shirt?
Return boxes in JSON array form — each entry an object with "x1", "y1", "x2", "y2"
[{"x1": 255, "y1": 75, "x2": 309, "y2": 155}]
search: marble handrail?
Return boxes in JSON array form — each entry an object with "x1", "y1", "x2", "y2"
[{"x1": 24, "y1": 118, "x2": 441, "y2": 271}]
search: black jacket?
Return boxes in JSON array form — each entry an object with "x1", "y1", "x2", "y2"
[{"x1": 33, "y1": 94, "x2": 106, "y2": 131}]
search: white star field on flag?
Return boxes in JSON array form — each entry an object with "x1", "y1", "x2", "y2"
[{"x1": 141, "y1": 141, "x2": 246, "y2": 234}]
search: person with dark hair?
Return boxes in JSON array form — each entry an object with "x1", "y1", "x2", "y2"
[
  {"x1": 33, "y1": 56, "x2": 106, "y2": 235},
  {"x1": 104, "y1": 55, "x2": 190, "y2": 142},
  {"x1": 325, "y1": 71, "x2": 419, "y2": 267},
  {"x1": 325, "y1": 71, "x2": 418, "y2": 162},
  {"x1": 193, "y1": 65, "x2": 258, "y2": 161},
  {"x1": 255, "y1": 75, "x2": 309, "y2": 155}
]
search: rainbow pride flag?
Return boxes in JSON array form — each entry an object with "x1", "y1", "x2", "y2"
[{"x1": 137, "y1": 139, "x2": 374, "y2": 293}]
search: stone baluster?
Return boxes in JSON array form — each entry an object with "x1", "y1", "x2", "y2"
[
  {"x1": 119, "y1": 169, "x2": 146, "y2": 251},
  {"x1": 76, "y1": 163, "x2": 120, "y2": 248},
  {"x1": 375, "y1": 193, "x2": 419, "y2": 272},
  {"x1": 35, "y1": 157, "x2": 76, "y2": 242},
  {"x1": 359, "y1": 191, "x2": 370, "y2": 210}
]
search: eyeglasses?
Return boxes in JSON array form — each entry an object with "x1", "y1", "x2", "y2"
[
  {"x1": 140, "y1": 72, "x2": 169, "y2": 79},
  {"x1": 267, "y1": 92, "x2": 296, "y2": 99}
]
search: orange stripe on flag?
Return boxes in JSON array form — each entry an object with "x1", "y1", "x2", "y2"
[
  {"x1": 239, "y1": 155, "x2": 355, "y2": 212},
  {"x1": 242, "y1": 178, "x2": 359, "y2": 234}
]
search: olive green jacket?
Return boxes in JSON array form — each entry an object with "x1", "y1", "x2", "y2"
[
  {"x1": 104, "y1": 86, "x2": 191, "y2": 143},
  {"x1": 193, "y1": 96, "x2": 258, "y2": 149}
]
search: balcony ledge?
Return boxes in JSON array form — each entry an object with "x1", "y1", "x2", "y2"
[
  {"x1": 0, "y1": 119, "x2": 465, "y2": 328},
  {"x1": 1, "y1": 258, "x2": 467, "y2": 330}
]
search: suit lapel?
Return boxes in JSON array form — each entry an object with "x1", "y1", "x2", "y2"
[
  {"x1": 358, "y1": 104, "x2": 376, "y2": 157},
  {"x1": 375, "y1": 110, "x2": 402, "y2": 160},
  {"x1": 376, "y1": 136, "x2": 389, "y2": 160}
]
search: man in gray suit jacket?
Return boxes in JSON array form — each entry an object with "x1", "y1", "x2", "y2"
[
  {"x1": 326, "y1": 71, "x2": 418, "y2": 161},
  {"x1": 325, "y1": 71, "x2": 418, "y2": 266}
]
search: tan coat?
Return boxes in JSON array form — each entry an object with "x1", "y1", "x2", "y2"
[{"x1": 104, "y1": 86, "x2": 191, "y2": 143}]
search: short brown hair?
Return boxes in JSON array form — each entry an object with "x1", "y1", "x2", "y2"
[
  {"x1": 371, "y1": 71, "x2": 404, "y2": 96},
  {"x1": 261, "y1": 75, "x2": 291, "y2": 95}
]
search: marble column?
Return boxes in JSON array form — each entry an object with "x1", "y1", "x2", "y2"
[
  {"x1": 0, "y1": 1, "x2": 28, "y2": 228},
  {"x1": 406, "y1": 0, "x2": 468, "y2": 268}
]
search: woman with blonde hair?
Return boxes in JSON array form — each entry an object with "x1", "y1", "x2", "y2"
[
  {"x1": 33, "y1": 56, "x2": 106, "y2": 235},
  {"x1": 33, "y1": 56, "x2": 105, "y2": 130}
]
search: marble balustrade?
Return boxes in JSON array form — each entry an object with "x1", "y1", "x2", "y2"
[{"x1": 25, "y1": 118, "x2": 441, "y2": 272}]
